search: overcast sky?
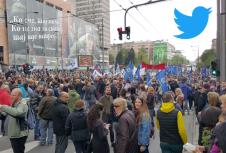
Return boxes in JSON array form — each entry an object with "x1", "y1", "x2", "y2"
[{"x1": 110, "y1": 0, "x2": 217, "y2": 62}]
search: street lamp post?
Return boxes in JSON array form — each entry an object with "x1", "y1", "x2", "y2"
[{"x1": 191, "y1": 45, "x2": 199, "y2": 67}]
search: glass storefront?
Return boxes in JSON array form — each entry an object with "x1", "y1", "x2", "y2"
[{"x1": 6, "y1": 0, "x2": 100, "y2": 68}]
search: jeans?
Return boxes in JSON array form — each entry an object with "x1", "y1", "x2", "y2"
[
  {"x1": 10, "y1": 136, "x2": 27, "y2": 153},
  {"x1": 55, "y1": 135, "x2": 68, "y2": 153},
  {"x1": 34, "y1": 115, "x2": 40, "y2": 140},
  {"x1": 160, "y1": 142, "x2": 183, "y2": 153},
  {"x1": 39, "y1": 119, "x2": 53, "y2": 144},
  {"x1": 73, "y1": 141, "x2": 88, "y2": 153}
]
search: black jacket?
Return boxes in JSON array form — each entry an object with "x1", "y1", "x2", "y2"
[
  {"x1": 52, "y1": 99, "x2": 70, "y2": 136},
  {"x1": 91, "y1": 119, "x2": 109, "y2": 153},
  {"x1": 65, "y1": 109, "x2": 90, "y2": 142},
  {"x1": 30, "y1": 92, "x2": 42, "y2": 113},
  {"x1": 147, "y1": 93, "x2": 155, "y2": 110},
  {"x1": 197, "y1": 92, "x2": 208, "y2": 113}
]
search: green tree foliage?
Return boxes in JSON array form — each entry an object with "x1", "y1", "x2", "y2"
[
  {"x1": 169, "y1": 54, "x2": 190, "y2": 65},
  {"x1": 137, "y1": 48, "x2": 149, "y2": 64},
  {"x1": 200, "y1": 49, "x2": 216, "y2": 67},
  {"x1": 115, "y1": 48, "x2": 129, "y2": 65},
  {"x1": 109, "y1": 53, "x2": 115, "y2": 65}
]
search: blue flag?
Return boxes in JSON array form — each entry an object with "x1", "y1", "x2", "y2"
[
  {"x1": 124, "y1": 61, "x2": 134, "y2": 81},
  {"x1": 156, "y1": 70, "x2": 168, "y2": 93},
  {"x1": 146, "y1": 71, "x2": 152, "y2": 87},
  {"x1": 135, "y1": 64, "x2": 141, "y2": 80},
  {"x1": 201, "y1": 67, "x2": 207, "y2": 79}
]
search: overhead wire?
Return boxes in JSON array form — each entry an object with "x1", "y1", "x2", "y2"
[
  {"x1": 127, "y1": 0, "x2": 165, "y2": 39},
  {"x1": 112, "y1": 0, "x2": 153, "y2": 34}
]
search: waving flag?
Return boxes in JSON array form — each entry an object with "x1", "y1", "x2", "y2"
[
  {"x1": 146, "y1": 71, "x2": 152, "y2": 87},
  {"x1": 201, "y1": 67, "x2": 207, "y2": 79},
  {"x1": 124, "y1": 62, "x2": 134, "y2": 81},
  {"x1": 135, "y1": 64, "x2": 141, "y2": 80},
  {"x1": 156, "y1": 70, "x2": 168, "y2": 93}
]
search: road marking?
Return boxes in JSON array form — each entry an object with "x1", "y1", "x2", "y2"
[
  {"x1": 0, "y1": 141, "x2": 39, "y2": 153},
  {"x1": 0, "y1": 135, "x2": 2, "y2": 138}
]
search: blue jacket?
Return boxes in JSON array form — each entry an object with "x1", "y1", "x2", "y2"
[
  {"x1": 18, "y1": 84, "x2": 28, "y2": 98},
  {"x1": 138, "y1": 113, "x2": 151, "y2": 145},
  {"x1": 179, "y1": 83, "x2": 191, "y2": 101}
]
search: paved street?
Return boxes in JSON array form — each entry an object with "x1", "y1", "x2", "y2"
[{"x1": 0, "y1": 110, "x2": 198, "y2": 153}]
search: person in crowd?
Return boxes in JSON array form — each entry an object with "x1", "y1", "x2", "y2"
[
  {"x1": 169, "y1": 79, "x2": 179, "y2": 93},
  {"x1": 134, "y1": 96, "x2": 151, "y2": 153},
  {"x1": 110, "y1": 79, "x2": 118, "y2": 99},
  {"x1": 0, "y1": 88, "x2": 29, "y2": 153},
  {"x1": 0, "y1": 83, "x2": 12, "y2": 135},
  {"x1": 30, "y1": 84, "x2": 44, "y2": 140},
  {"x1": 119, "y1": 88, "x2": 133, "y2": 111},
  {"x1": 51, "y1": 92, "x2": 70, "y2": 153},
  {"x1": 74, "y1": 78, "x2": 84, "y2": 99},
  {"x1": 156, "y1": 92, "x2": 187, "y2": 153},
  {"x1": 113, "y1": 98, "x2": 138, "y2": 153},
  {"x1": 38, "y1": 88, "x2": 57, "y2": 145},
  {"x1": 175, "y1": 88, "x2": 184, "y2": 111},
  {"x1": 168, "y1": 91, "x2": 183, "y2": 113},
  {"x1": 179, "y1": 78, "x2": 191, "y2": 115},
  {"x1": 220, "y1": 94, "x2": 226, "y2": 111},
  {"x1": 198, "y1": 92, "x2": 221, "y2": 149},
  {"x1": 65, "y1": 100, "x2": 90, "y2": 153},
  {"x1": 146, "y1": 87, "x2": 156, "y2": 120},
  {"x1": 68, "y1": 84, "x2": 80, "y2": 113},
  {"x1": 95, "y1": 77, "x2": 106, "y2": 100},
  {"x1": 82, "y1": 80, "x2": 97, "y2": 109},
  {"x1": 196, "y1": 84, "x2": 209, "y2": 145},
  {"x1": 99, "y1": 86, "x2": 113, "y2": 123},
  {"x1": 87, "y1": 102, "x2": 110, "y2": 153}
]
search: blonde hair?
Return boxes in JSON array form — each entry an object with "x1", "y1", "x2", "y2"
[
  {"x1": 208, "y1": 92, "x2": 219, "y2": 106},
  {"x1": 113, "y1": 98, "x2": 128, "y2": 111},
  {"x1": 220, "y1": 94, "x2": 226, "y2": 105},
  {"x1": 175, "y1": 88, "x2": 183, "y2": 96}
]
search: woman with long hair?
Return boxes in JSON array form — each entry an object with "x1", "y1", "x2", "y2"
[
  {"x1": 87, "y1": 102, "x2": 110, "y2": 153},
  {"x1": 134, "y1": 96, "x2": 151, "y2": 153}
]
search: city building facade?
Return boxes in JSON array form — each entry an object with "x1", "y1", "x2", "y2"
[
  {"x1": 71, "y1": 0, "x2": 110, "y2": 64},
  {"x1": 0, "y1": 0, "x2": 101, "y2": 69},
  {"x1": 110, "y1": 40, "x2": 175, "y2": 64}
]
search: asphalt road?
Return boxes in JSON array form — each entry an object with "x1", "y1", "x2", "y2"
[{"x1": 0, "y1": 110, "x2": 198, "y2": 153}]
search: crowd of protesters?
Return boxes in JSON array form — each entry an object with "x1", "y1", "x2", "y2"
[{"x1": 0, "y1": 68, "x2": 226, "y2": 153}]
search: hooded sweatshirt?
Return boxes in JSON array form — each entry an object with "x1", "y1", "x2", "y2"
[{"x1": 156, "y1": 102, "x2": 187, "y2": 144}]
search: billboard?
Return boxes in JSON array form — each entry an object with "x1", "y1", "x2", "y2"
[
  {"x1": 6, "y1": 0, "x2": 100, "y2": 67},
  {"x1": 153, "y1": 42, "x2": 168, "y2": 64},
  {"x1": 78, "y1": 55, "x2": 93, "y2": 67},
  {"x1": 6, "y1": 0, "x2": 63, "y2": 65}
]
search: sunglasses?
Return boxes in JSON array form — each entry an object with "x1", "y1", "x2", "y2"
[{"x1": 113, "y1": 105, "x2": 120, "y2": 108}]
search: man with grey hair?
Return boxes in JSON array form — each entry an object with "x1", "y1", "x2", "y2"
[
  {"x1": 0, "y1": 88, "x2": 29, "y2": 153},
  {"x1": 38, "y1": 88, "x2": 57, "y2": 145},
  {"x1": 113, "y1": 98, "x2": 138, "y2": 153}
]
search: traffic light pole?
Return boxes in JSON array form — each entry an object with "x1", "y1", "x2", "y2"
[{"x1": 124, "y1": 0, "x2": 167, "y2": 30}]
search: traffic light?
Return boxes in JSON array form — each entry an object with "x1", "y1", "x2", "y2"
[
  {"x1": 211, "y1": 60, "x2": 220, "y2": 77},
  {"x1": 125, "y1": 26, "x2": 130, "y2": 40},
  {"x1": 117, "y1": 27, "x2": 123, "y2": 40}
]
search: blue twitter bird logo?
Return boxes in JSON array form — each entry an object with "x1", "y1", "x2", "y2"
[{"x1": 174, "y1": 6, "x2": 212, "y2": 39}]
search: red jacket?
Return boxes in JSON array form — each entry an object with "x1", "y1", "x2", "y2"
[{"x1": 0, "y1": 89, "x2": 12, "y2": 106}]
